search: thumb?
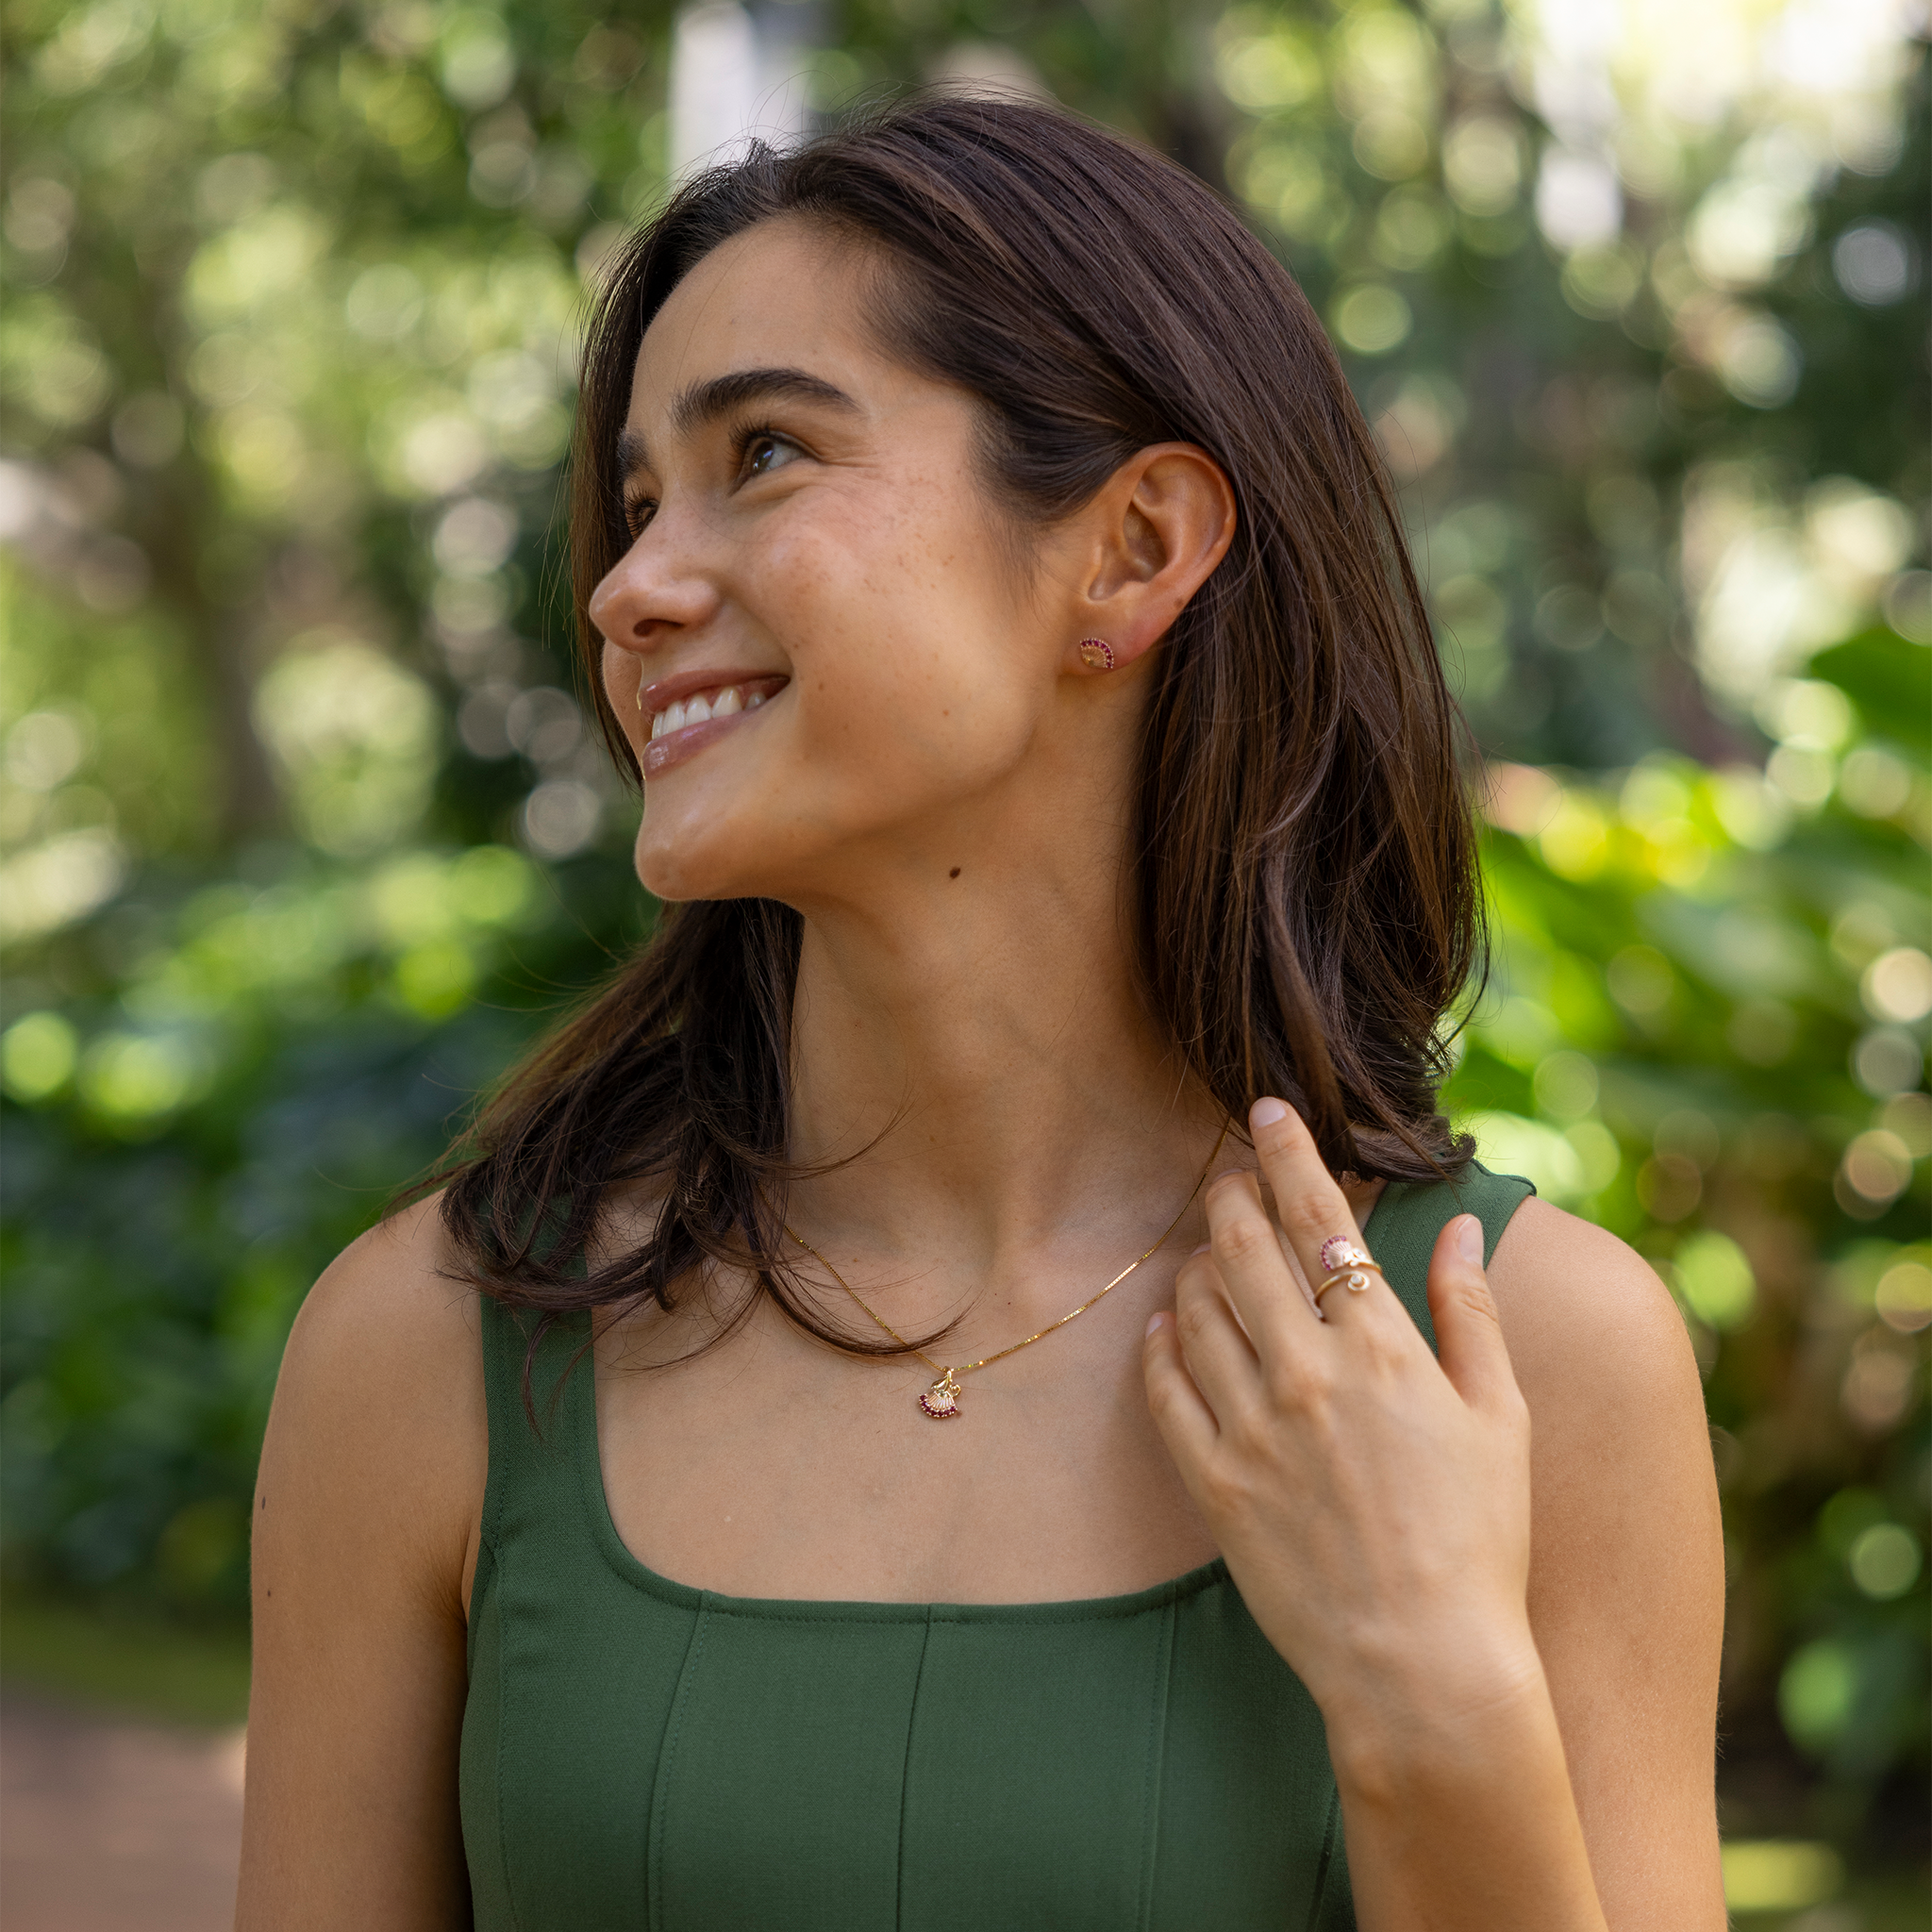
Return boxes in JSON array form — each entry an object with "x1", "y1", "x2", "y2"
[{"x1": 1427, "y1": 1214, "x2": 1521, "y2": 1416}]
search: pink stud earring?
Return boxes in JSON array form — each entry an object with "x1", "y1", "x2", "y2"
[{"x1": 1077, "y1": 638, "x2": 1116, "y2": 672}]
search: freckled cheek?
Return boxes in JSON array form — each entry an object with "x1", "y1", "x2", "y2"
[
  {"x1": 750, "y1": 531, "x2": 925, "y2": 697},
  {"x1": 742, "y1": 492, "x2": 1028, "y2": 784},
  {"x1": 750, "y1": 525, "x2": 846, "y2": 624},
  {"x1": 763, "y1": 483, "x2": 996, "y2": 609}
]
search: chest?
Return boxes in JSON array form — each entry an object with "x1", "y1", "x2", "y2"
[{"x1": 592, "y1": 1288, "x2": 1222, "y2": 1604}]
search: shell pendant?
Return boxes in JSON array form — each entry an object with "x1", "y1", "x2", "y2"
[{"x1": 919, "y1": 1370, "x2": 963, "y2": 1420}]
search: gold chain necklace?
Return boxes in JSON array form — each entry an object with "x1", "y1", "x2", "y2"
[{"x1": 784, "y1": 1121, "x2": 1231, "y2": 1420}]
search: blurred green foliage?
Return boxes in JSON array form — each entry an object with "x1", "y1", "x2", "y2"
[
  {"x1": 1, "y1": 0, "x2": 1925, "y2": 1903},
  {"x1": 0, "y1": 1592, "x2": 251, "y2": 1727}
]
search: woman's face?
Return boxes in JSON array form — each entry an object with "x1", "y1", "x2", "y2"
[{"x1": 590, "y1": 219, "x2": 1073, "y2": 906}]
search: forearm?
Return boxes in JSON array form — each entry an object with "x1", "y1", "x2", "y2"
[{"x1": 1325, "y1": 1659, "x2": 1607, "y2": 1932}]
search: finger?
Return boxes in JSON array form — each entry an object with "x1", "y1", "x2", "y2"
[
  {"x1": 1201, "y1": 1170, "x2": 1319, "y2": 1355},
  {"x1": 1245, "y1": 1097, "x2": 1389, "y2": 1328},
  {"x1": 1142, "y1": 1308, "x2": 1220, "y2": 1465},
  {"x1": 1170, "y1": 1247, "x2": 1263, "y2": 1423},
  {"x1": 1427, "y1": 1214, "x2": 1521, "y2": 1415}
]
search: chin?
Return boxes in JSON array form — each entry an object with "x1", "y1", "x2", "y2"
[
  {"x1": 633, "y1": 817, "x2": 779, "y2": 905},
  {"x1": 633, "y1": 837, "x2": 714, "y2": 904}
]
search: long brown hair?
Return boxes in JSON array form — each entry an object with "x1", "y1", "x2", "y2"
[{"x1": 430, "y1": 92, "x2": 1481, "y2": 1357}]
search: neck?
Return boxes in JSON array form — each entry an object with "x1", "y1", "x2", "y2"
[{"x1": 781, "y1": 816, "x2": 1227, "y2": 1276}]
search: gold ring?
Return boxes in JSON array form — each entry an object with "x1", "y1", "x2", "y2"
[
  {"x1": 1313, "y1": 1261, "x2": 1384, "y2": 1305},
  {"x1": 1319, "y1": 1236, "x2": 1374, "y2": 1273}
]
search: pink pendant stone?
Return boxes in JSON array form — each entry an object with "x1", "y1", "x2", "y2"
[{"x1": 919, "y1": 1376, "x2": 962, "y2": 1419}]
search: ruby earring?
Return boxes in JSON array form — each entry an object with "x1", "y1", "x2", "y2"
[{"x1": 1077, "y1": 638, "x2": 1116, "y2": 672}]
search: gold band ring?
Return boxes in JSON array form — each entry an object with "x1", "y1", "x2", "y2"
[{"x1": 1311, "y1": 1260, "x2": 1385, "y2": 1307}]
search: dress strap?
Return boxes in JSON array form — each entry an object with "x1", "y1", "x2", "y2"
[
  {"x1": 1361, "y1": 1160, "x2": 1536, "y2": 1353},
  {"x1": 475, "y1": 1297, "x2": 598, "y2": 1585}
]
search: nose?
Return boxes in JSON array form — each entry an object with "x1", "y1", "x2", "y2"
[{"x1": 586, "y1": 514, "x2": 724, "y2": 669}]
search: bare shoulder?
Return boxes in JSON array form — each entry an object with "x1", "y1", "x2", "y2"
[
  {"x1": 1482, "y1": 1195, "x2": 1721, "y2": 1594},
  {"x1": 243, "y1": 1193, "x2": 484, "y2": 1925},
  {"x1": 1483, "y1": 1198, "x2": 1724, "y2": 1830},
  {"x1": 1484, "y1": 1195, "x2": 1707, "y2": 1440},
  {"x1": 1481, "y1": 1203, "x2": 1726, "y2": 1920},
  {"x1": 278, "y1": 1193, "x2": 486, "y2": 1466},
  {"x1": 263, "y1": 1193, "x2": 487, "y2": 1608},
  {"x1": 291, "y1": 1191, "x2": 479, "y2": 1358}
]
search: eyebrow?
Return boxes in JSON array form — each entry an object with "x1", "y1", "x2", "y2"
[{"x1": 615, "y1": 367, "x2": 860, "y2": 478}]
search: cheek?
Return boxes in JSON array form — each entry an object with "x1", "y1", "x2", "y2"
[{"x1": 756, "y1": 482, "x2": 1035, "y2": 736}]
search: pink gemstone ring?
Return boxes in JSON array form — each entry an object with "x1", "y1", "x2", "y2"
[
  {"x1": 1310, "y1": 1235, "x2": 1383, "y2": 1319},
  {"x1": 1319, "y1": 1236, "x2": 1373, "y2": 1273}
]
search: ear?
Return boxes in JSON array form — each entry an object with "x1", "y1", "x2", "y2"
[{"x1": 1061, "y1": 443, "x2": 1237, "y2": 675}]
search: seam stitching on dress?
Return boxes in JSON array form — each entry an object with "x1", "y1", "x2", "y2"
[
  {"x1": 475, "y1": 1304, "x2": 524, "y2": 1932},
  {"x1": 1137, "y1": 1596, "x2": 1177, "y2": 1932},
  {"x1": 646, "y1": 1601, "x2": 709, "y2": 1932},
  {"x1": 894, "y1": 1607, "x2": 935, "y2": 1932},
  {"x1": 1302, "y1": 1780, "x2": 1343, "y2": 1932},
  {"x1": 479, "y1": 1302, "x2": 513, "y2": 1567},
  {"x1": 488, "y1": 1539, "x2": 523, "y2": 1932}
]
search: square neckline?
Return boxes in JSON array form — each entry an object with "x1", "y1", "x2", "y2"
[{"x1": 566, "y1": 1182, "x2": 1397, "y2": 1624}]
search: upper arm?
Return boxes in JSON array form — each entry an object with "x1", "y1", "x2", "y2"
[
  {"x1": 237, "y1": 1196, "x2": 487, "y2": 1931},
  {"x1": 1487, "y1": 1197, "x2": 1727, "y2": 1931}
]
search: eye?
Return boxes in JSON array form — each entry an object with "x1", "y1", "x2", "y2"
[
  {"x1": 623, "y1": 494, "x2": 656, "y2": 538},
  {"x1": 738, "y1": 428, "x2": 801, "y2": 481}
]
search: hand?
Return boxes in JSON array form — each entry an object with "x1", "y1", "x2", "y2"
[{"x1": 1143, "y1": 1097, "x2": 1544, "y2": 1772}]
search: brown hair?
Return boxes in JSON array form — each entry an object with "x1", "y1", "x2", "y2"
[{"x1": 430, "y1": 92, "x2": 1480, "y2": 1355}]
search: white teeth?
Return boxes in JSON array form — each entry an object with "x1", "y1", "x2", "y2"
[{"x1": 650, "y1": 682, "x2": 772, "y2": 741}]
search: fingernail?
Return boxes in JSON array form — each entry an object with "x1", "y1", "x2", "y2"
[
  {"x1": 1190, "y1": 1241, "x2": 1211, "y2": 1256},
  {"x1": 1145, "y1": 1311, "x2": 1167, "y2": 1338},
  {"x1": 1251, "y1": 1096, "x2": 1289, "y2": 1127},
  {"x1": 1456, "y1": 1214, "x2": 1483, "y2": 1266}
]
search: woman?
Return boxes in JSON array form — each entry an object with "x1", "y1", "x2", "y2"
[{"x1": 239, "y1": 96, "x2": 1725, "y2": 1929}]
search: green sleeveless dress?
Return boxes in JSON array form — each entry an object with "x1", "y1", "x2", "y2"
[{"x1": 460, "y1": 1165, "x2": 1533, "y2": 1930}]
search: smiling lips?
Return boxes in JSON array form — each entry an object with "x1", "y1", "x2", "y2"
[
  {"x1": 638, "y1": 673, "x2": 788, "y2": 777},
  {"x1": 648, "y1": 683, "x2": 764, "y2": 741}
]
